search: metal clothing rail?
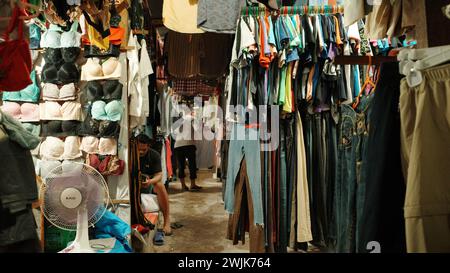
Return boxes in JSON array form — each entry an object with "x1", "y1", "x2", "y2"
[{"x1": 240, "y1": 5, "x2": 344, "y2": 16}]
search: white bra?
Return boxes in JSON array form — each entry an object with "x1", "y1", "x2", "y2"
[
  {"x1": 39, "y1": 136, "x2": 82, "y2": 160},
  {"x1": 80, "y1": 136, "x2": 117, "y2": 155},
  {"x1": 39, "y1": 101, "x2": 82, "y2": 121},
  {"x1": 42, "y1": 83, "x2": 78, "y2": 101}
]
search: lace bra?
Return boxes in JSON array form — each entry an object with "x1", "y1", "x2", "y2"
[
  {"x1": 43, "y1": 83, "x2": 78, "y2": 101},
  {"x1": 81, "y1": 57, "x2": 122, "y2": 81},
  {"x1": 39, "y1": 101, "x2": 82, "y2": 121},
  {"x1": 91, "y1": 100, "x2": 123, "y2": 121},
  {"x1": 39, "y1": 136, "x2": 83, "y2": 160},
  {"x1": 42, "y1": 61, "x2": 80, "y2": 85},
  {"x1": 41, "y1": 21, "x2": 81, "y2": 48},
  {"x1": 2, "y1": 70, "x2": 40, "y2": 103},
  {"x1": 79, "y1": 106, "x2": 120, "y2": 138},
  {"x1": 44, "y1": 47, "x2": 81, "y2": 64},
  {"x1": 85, "y1": 80, "x2": 123, "y2": 101},
  {"x1": 80, "y1": 136, "x2": 117, "y2": 155},
  {"x1": 1, "y1": 102, "x2": 40, "y2": 122}
]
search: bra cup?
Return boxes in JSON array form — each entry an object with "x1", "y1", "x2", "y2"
[
  {"x1": 60, "y1": 21, "x2": 81, "y2": 48},
  {"x1": 40, "y1": 136, "x2": 65, "y2": 160},
  {"x1": 42, "y1": 101, "x2": 63, "y2": 119},
  {"x1": 88, "y1": 154, "x2": 101, "y2": 169},
  {"x1": 98, "y1": 120, "x2": 120, "y2": 138},
  {"x1": 42, "y1": 63, "x2": 61, "y2": 84},
  {"x1": 43, "y1": 120, "x2": 63, "y2": 136},
  {"x1": 1, "y1": 102, "x2": 22, "y2": 119},
  {"x1": 62, "y1": 136, "x2": 82, "y2": 159},
  {"x1": 60, "y1": 101, "x2": 81, "y2": 120},
  {"x1": 58, "y1": 62, "x2": 80, "y2": 84},
  {"x1": 59, "y1": 83, "x2": 77, "y2": 99},
  {"x1": 62, "y1": 47, "x2": 81, "y2": 63},
  {"x1": 102, "y1": 58, "x2": 121, "y2": 76},
  {"x1": 41, "y1": 25, "x2": 62, "y2": 48},
  {"x1": 104, "y1": 100, "x2": 123, "y2": 121},
  {"x1": 2, "y1": 90, "x2": 22, "y2": 101},
  {"x1": 80, "y1": 136, "x2": 99, "y2": 154},
  {"x1": 44, "y1": 48, "x2": 62, "y2": 64},
  {"x1": 103, "y1": 80, "x2": 123, "y2": 100},
  {"x1": 86, "y1": 81, "x2": 103, "y2": 101},
  {"x1": 92, "y1": 100, "x2": 108, "y2": 120},
  {"x1": 43, "y1": 83, "x2": 60, "y2": 100},
  {"x1": 98, "y1": 138, "x2": 117, "y2": 155},
  {"x1": 84, "y1": 58, "x2": 103, "y2": 77},
  {"x1": 21, "y1": 103, "x2": 40, "y2": 122},
  {"x1": 2, "y1": 71, "x2": 40, "y2": 102},
  {"x1": 61, "y1": 120, "x2": 80, "y2": 135},
  {"x1": 20, "y1": 71, "x2": 40, "y2": 102},
  {"x1": 79, "y1": 110, "x2": 100, "y2": 136}
]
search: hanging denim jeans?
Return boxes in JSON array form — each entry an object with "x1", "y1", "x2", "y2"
[
  {"x1": 225, "y1": 123, "x2": 263, "y2": 225},
  {"x1": 335, "y1": 95, "x2": 372, "y2": 253}
]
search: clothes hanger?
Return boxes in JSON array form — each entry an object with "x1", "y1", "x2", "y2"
[
  {"x1": 398, "y1": 45, "x2": 450, "y2": 87},
  {"x1": 0, "y1": 0, "x2": 41, "y2": 21},
  {"x1": 352, "y1": 56, "x2": 377, "y2": 109}
]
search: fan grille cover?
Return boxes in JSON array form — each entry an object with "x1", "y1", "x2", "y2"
[{"x1": 40, "y1": 163, "x2": 109, "y2": 231}]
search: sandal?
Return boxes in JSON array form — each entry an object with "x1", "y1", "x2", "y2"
[
  {"x1": 153, "y1": 230, "x2": 165, "y2": 246},
  {"x1": 182, "y1": 185, "x2": 189, "y2": 191},
  {"x1": 190, "y1": 185, "x2": 202, "y2": 191}
]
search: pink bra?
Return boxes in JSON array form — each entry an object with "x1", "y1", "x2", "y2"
[
  {"x1": 1, "y1": 101, "x2": 40, "y2": 122},
  {"x1": 39, "y1": 101, "x2": 82, "y2": 121}
]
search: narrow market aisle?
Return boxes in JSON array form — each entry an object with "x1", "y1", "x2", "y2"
[{"x1": 150, "y1": 170, "x2": 248, "y2": 253}]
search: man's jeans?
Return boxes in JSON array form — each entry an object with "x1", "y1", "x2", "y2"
[
  {"x1": 225, "y1": 123, "x2": 263, "y2": 225},
  {"x1": 335, "y1": 96, "x2": 372, "y2": 252}
]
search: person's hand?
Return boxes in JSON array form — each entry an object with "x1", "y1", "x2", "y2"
[{"x1": 141, "y1": 177, "x2": 152, "y2": 188}]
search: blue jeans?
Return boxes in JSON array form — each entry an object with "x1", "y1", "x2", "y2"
[
  {"x1": 225, "y1": 123, "x2": 263, "y2": 225},
  {"x1": 335, "y1": 96, "x2": 372, "y2": 252}
]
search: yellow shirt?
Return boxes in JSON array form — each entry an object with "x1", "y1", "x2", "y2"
[{"x1": 162, "y1": 0, "x2": 205, "y2": 34}]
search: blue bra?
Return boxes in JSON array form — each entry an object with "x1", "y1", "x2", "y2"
[
  {"x1": 41, "y1": 21, "x2": 81, "y2": 48},
  {"x1": 2, "y1": 70, "x2": 40, "y2": 102},
  {"x1": 91, "y1": 100, "x2": 123, "y2": 122}
]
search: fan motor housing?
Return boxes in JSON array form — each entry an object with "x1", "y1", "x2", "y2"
[{"x1": 60, "y1": 187, "x2": 83, "y2": 209}]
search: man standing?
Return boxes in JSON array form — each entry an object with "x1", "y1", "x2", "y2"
[{"x1": 137, "y1": 134, "x2": 172, "y2": 235}]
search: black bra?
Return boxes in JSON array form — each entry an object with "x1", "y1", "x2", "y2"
[
  {"x1": 41, "y1": 120, "x2": 81, "y2": 137},
  {"x1": 85, "y1": 80, "x2": 123, "y2": 102},
  {"x1": 79, "y1": 106, "x2": 120, "y2": 138},
  {"x1": 44, "y1": 47, "x2": 81, "y2": 64},
  {"x1": 42, "y1": 62, "x2": 80, "y2": 85}
]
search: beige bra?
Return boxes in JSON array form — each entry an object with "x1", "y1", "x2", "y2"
[
  {"x1": 81, "y1": 57, "x2": 122, "y2": 81},
  {"x1": 39, "y1": 101, "x2": 82, "y2": 121},
  {"x1": 39, "y1": 136, "x2": 83, "y2": 160},
  {"x1": 42, "y1": 83, "x2": 78, "y2": 101},
  {"x1": 80, "y1": 136, "x2": 117, "y2": 155}
]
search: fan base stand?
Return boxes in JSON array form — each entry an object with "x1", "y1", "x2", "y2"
[{"x1": 59, "y1": 205, "x2": 96, "y2": 253}]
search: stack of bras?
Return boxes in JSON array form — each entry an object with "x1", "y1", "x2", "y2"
[{"x1": 41, "y1": 22, "x2": 81, "y2": 85}]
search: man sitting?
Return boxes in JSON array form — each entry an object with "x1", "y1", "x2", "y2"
[{"x1": 137, "y1": 134, "x2": 172, "y2": 236}]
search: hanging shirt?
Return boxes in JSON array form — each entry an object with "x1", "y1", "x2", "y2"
[
  {"x1": 343, "y1": 0, "x2": 373, "y2": 27},
  {"x1": 197, "y1": 0, "x2": 244, "y2": 33},
  {"x1": 162, "y1": 0, "x2": 205, "y2": 33}
]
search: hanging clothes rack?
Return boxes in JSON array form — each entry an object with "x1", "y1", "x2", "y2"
[
  {"x1": 333, "y1": 55, "x2": 398, "y2": 65},
  {"x1": 240, "y1": 5, "x2": 344, "y2": 16}
]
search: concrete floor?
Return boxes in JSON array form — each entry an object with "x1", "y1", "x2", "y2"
[{"x1": 143, "y1": 170, "x2": 249, "y2": 253}]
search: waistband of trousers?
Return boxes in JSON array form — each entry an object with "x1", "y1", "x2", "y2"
[{"x1": 421, "y1": 63, "x2": 450, "y2": 82}]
